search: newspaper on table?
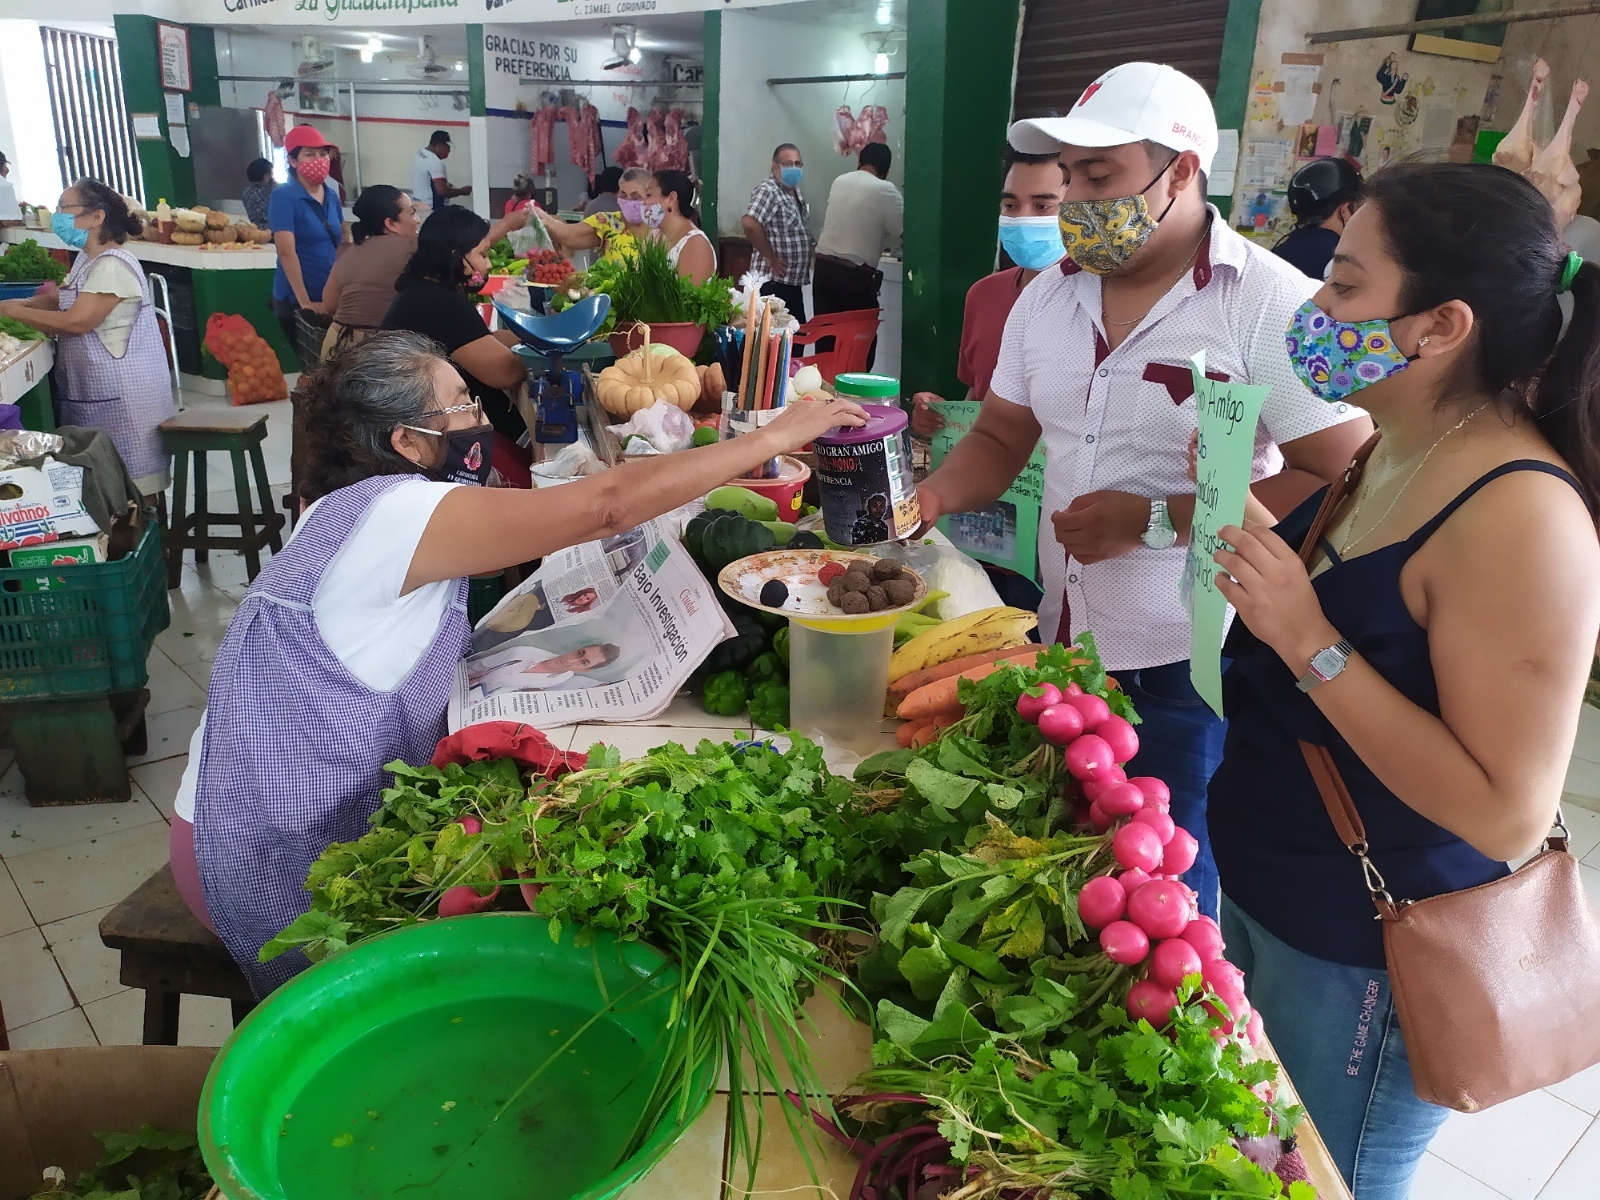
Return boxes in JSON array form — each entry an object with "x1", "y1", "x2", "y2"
[{"x1": 447, "y1": 509, "x2": 734, "y2": 731}]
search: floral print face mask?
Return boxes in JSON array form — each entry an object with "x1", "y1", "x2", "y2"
[{"x1": 1284, "y1": 299, "x2": 1418, "y2": 402}]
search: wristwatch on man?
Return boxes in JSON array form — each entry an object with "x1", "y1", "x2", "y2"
[
  {"x1": 1141, "y1": 498, "x2": 1177, "y2": 550},
  {"x1": 1297, "y1": 639, "x2": 1355, "y2": 693}
]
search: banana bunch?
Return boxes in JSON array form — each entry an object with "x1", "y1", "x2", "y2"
[{"x1": 888, "y1": 605, "x2": 1039, "y2": 683}]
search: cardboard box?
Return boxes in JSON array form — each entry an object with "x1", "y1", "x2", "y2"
[
  {"x1": 8, "y1": 535, "x2": 110, "y2": 591},
  {"x1": 0, "y1": 1047, "x2": 216, "y2": 1200},
  {"x1": 0, "y1": 459, "x2": 101, "y2": 552}
]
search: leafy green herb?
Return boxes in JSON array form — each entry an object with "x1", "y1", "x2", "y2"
[
  {"x1": 0, "y1": 239, "x2": 66, "y2": 284},
  {"x1": 30, "y1": 1125, "x2": 213, "y2": 1200},
  {"x1": 0, "y1": 315, "x2": 45, "y2": 341}
]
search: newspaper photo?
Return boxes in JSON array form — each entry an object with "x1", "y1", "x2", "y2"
[{"x1": 447, "y1": 511, "x2": 735, "y2": 731}]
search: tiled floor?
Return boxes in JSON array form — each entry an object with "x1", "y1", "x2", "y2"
[{"x1": 4, "y1": 389, "x2": 1600, "y2": 1197}]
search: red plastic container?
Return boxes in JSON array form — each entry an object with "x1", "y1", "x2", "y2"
[
  {"x1": 609, "y1": 321, "x2": 704, "y2": 358},
  {"x1": 731, "y1": 455, "x2": 810, "y2": 521}
]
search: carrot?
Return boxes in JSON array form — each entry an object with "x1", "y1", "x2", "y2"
[
  {"x1": 897, "y1": 657, "x2": 1026, "y2": 720},
  {"x1": 896, "y1": 718, "x2": 933, "y2": 748},
  {"x1": 889, "y1": 646, "x2": 1045, "y2": 702},
  {"x1": 909, "y1": 713, "x2": 958, "y2": 749}
]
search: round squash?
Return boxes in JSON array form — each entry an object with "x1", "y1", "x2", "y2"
[{"x1": 595, "y1": 324, "x2": 701, "y2": 416}]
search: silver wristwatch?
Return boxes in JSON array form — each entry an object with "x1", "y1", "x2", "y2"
[
  {"x1": 1141, "y1": 498, "x2": 1177, "y2": 550},
  {"x1": 1297, "y1": 639, "x2": 1354, "y2": 692}
]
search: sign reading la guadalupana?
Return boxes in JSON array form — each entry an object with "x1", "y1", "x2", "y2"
[{"x1": 219, "y1": 0, "x2": 460, "y2": 19}]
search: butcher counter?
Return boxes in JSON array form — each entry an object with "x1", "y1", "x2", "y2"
[
  {"x1": 1, "y1": 228, "x2": 295, "y2": 390},
  {"x1": 528, "y1": 697, "x2": 1355, "y2": 1200}
]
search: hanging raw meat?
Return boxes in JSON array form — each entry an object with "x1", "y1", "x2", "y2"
[
  {"x1": 846, "y1": 106, "x2": 876, "y2": 155},
  {"x1": 264, "y1": 90, "x2": 285, "y2": 149},
  {"x1": 1527, "y1": 79, "x2": 1590, "y2": 229},
  {"x1": 660, "y1": 109, "x2": 688, "y2": 172},
  {"x1": 866, "y1": 105, "x2": 890, "y2": 146},
  {"x1": 644, "y1": 109, "x2": 669, "y2": 170},
  {"x1": 831, "y1": 105, "x2": 855, "y2": 156},
  {"x1": 569, "y1": 102, "x2": 603, "y2": 184},
  {"x1": 1494, "y1": 59, "x2": 1550, "y2": 175},
  {"x1": 614, "y1": 107, "x2": 647, "y2": 168},
  {"x1": 530, "y1": 104, "x2": 559, "y2": 172}
]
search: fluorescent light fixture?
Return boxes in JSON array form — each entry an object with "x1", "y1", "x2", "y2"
[
  {"x1": 453, "y1": 61, "x2": 464, "y2": 71},
  {"x1": 874, "y1": 52, "x2": 889, "y2": 75},
  {"x1": 359, "y1": 35, "x2": 381, "y2": 63}
]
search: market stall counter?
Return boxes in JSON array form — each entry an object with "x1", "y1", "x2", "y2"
[
  {"x1": 0, "y1": 336, "x2": 53, "y2": 430},
  {"x1": 1, "y1": 228, "x2": 294, "y2": 390}
]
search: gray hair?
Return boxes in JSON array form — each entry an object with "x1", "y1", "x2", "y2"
[
  {"x1": 619, "y1": 167, "x2": 652, "y2": 187},
  {"x1": 299, "y1": 331, "x2": 448, "y2": 503}
]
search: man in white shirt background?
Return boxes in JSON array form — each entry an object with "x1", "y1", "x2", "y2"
[
  {"x1": 914, "y1": 62, "x2": 1372, "y2": 919},
  {"x1": 412, "y1": 130, "x2": 471, "y2": 213},
  {"x1": 814, "y1": 142, "x2": 904, "y2": 353},
  {"x1": 0, "y1": 152, "x2": 23, "y2": 226}
]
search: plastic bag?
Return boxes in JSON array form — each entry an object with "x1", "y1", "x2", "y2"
[
  {"x1": 608, "y1": 399, "x2": 695, "y2": 455},
  {"x1": 204, "y1": 312, "x2": 289, "y2": 405},
  {"x1": 508, "y1": 221, "x2": 553, "y2": 258}
]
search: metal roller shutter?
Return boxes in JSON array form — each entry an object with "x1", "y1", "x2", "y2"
[{"x1": 1013, "y1": 0, "x2": 1232, "y2": 119}]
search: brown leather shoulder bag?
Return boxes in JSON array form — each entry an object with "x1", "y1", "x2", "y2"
[{"x1": 1293, "y1": 440, "x2": 1600, "y2": 1112}]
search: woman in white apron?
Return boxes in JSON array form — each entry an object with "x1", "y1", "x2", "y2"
[{"x1": 0, "y1": 179, "x2": 174, "y2": 499}]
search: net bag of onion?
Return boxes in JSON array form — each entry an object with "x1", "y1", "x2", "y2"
[{"x1": 204, "y1": 312, "x2": 289, "y2": 405}]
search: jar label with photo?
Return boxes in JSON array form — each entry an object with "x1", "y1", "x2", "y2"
[{"x1": 813, "y1": 429, "x2": 920, "y2": 546}]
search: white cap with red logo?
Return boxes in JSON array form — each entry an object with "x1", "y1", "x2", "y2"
[{"x1": 1008, "y1": 62, "x2": 1219, "y2": 177}]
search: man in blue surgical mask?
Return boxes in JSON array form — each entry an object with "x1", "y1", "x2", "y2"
[
  {"x1": 910, "y1": 148, "x2": 1068, "y2": 441},
  {"x1": 742, "y1": 143, "x2": 814, "y2": 322}
]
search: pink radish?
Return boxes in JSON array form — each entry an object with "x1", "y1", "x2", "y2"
[
  {"x1": 1066, "y1": 693, "x2": 1110, "y2": 732},
  {"x1": 1060, "y1": 681, "x2": 1083, "y2": 698},
  {"x1": 1113, "y1": 822, "x2": 1165, "y2": 873},
  {"x1": 1126, "y1": 979, "x2": 1179, "y2": 1028},
  {"x1": 1082, "y1": 768, "x2": 1128, "y2": 803},
  {"x1": 456, "y1": 815, "x2": 482, "y2": 835},
  {"x1": 1202, "y1": 958, "x2": 1247, "y2": 1009},
  {"x1": 1205, "y1": 996, "x2": 1250, "y2": 1037},
  {"x1": 1126, "y1": 879, "x2": 1191, "y2": 940},
  {"x1": 1150, "y1": 937, "x2": 1204, "y2": 990},
  {"x1": 1160, "y1": 827, "x2": 1199, "y2": 876},
  {"x1": 1099, "y1": 920, "x2": 1150, "y2": 965},
  {"x1": 1117, "y1": 867, "x2": 1152, "y2": 898},
  {"x1": 1245, "y1": 1009, "x2": 1265, "y2": 1048},
  {"x1": 1096, "y1": 715, "x2": 1140, "y2": 764},
  {"x1": 1180, "y1": 915, "x2": 1226, "y2": 962},
  {"x1": 519, "y1": 880, "x2": 544, "y2": 910},
  {"x1": 1078, "y1": 875, "x2": 1127, "y2": 929},
  {"x1": 439, "y1": 885, "x2": 495, "y2": 917},
  {"x1": 1098, "y1": 782, "x2": 1146, "y2": 817},
  {"x1": 1064, "y1": 734, "x2": 1116, "y2": 781},
  {"x1": 1089, "y1": 802, "x2": 1114, "y2": 833},
  {"x1": 1130, "y1": 808, "x2": 1175, "y2": 844},
  {"x1": 1037, "y1": 703, "x2": 1086, "y2": 746},
  {"x1": 1128, "y1": 777, "x2": 1171, "y2": 813},
  {"x1": 1016, "y1": 683, "x2": 1063, "y2": 724}
]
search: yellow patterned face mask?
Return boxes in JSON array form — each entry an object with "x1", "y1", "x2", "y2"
[{"x1": 1058, "y1": 155, "x2": 1178, "y2": 274}]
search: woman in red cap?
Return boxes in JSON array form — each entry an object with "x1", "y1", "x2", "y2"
[{"x1": 270, "y1": 125, "x2": 346, "y2": 364}]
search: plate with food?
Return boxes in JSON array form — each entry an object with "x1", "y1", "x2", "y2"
[{"x1": 717, "y1": 549, "x2": 926, "y2": 632}]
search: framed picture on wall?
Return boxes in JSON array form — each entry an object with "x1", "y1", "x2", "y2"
[
  {"x1": 1409, "y1": 0, "x2": 1507, "y2": 63},
  {"x1": 157, "y1": 23, "x2": 191, "y2": 92}
]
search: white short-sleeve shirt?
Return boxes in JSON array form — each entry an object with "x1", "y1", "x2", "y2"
[
  {"x1": 987, "y1": 211, "x2": 1363, "y2": 671},
  {"x1": 412, "y1": 148, "x2": 446, "y2": 208}
]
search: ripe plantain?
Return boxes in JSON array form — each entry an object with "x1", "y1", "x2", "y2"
[{"x1": 887, "y1": 606, "x2": 1039, "y2": 683}]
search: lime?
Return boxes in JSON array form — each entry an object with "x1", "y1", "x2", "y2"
[{"x1": 691, "y1": 425, "x2": 719, "y2": 448}]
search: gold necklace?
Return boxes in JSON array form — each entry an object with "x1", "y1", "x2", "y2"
[
  {"x1": 1338, "y1": 404, "x2": 1489, "y2": 556},
  {"x1": 1102, "y1": 226, "x2": 1210, "y2": 327}
]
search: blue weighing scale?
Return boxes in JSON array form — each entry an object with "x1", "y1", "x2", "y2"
[{"x1": 494, "y1": 294, "x2": 612, "y2": 445}]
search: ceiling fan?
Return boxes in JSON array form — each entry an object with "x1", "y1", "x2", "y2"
[
  {"x1": 404, "y1": 36, "x2": 454, "y2": 80},
  {"x1": 602, "y1": 25, "x2": 642, "y2": 72}
]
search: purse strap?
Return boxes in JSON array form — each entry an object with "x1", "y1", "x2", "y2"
[{"x1": 1293, "y1": 434, "x2": 1571, "y2": 919}]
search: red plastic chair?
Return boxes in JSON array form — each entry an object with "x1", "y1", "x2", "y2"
[{"x1": 792, "y1": 308, "x2": 881, "y2": 385}]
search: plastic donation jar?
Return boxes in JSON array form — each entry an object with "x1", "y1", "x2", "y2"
[
  {"x1": 811, "y1": 375, "x2": 919, "y2": 547},
  {"x1": 787, "y1": 617, "x2": 895, "y2": 756}
]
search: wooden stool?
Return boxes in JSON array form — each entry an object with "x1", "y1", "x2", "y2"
[
  {"x1": 99, "y1": 864, "x2": 256, "y2": 1045},
  {"x1": 160, "y1": 409, "x2": 285, "y2": 589}
]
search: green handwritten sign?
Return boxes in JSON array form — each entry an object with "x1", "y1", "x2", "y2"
[
  {"x1": 929, "y1": 401, "x2": 1046, "y2": 582},
  {"x1": 1183, "y1": 352, "x2": 1270, "y2": 719}
]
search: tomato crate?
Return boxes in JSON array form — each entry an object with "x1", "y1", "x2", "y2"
[{"x1": 0, "y1": 522, "x2": 171, "y2": 701}]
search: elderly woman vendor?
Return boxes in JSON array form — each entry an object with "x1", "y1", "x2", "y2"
[
  {"x1": 169, "y1": 331, "x2": 866, "y2": 995},
  {"x1": 0, "y1": 179, "x2": 175, "y2": 498}
]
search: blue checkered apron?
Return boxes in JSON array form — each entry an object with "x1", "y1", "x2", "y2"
[
  {"x1": 53, "y1": 246, "x2": 176, "y2": 482},
  {"x1": 193, "y1": 475, "x2": 470, "y2": 996}
]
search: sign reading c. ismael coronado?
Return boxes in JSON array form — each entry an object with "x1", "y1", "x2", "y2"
[{"x1": 193, "y1": 0, "x2": 795, "y2": 25}]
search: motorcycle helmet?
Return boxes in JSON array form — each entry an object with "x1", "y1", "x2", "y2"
[{"x1": 1286, "y1": 158, "x2": 1363, "y2": 222}]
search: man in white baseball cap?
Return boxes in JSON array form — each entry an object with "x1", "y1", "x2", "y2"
[{"x1": 916, "y1": 62, "x2": 1372, "y2": 920}]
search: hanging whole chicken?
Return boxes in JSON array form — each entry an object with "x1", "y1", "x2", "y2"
[{"x1": 1494, "y1": 59, "x2": 1590, "y2": 230}]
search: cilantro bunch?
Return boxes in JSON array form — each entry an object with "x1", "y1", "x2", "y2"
[{"x1": 30, "y1": 1125, "x2": 213, "y2": 1200}]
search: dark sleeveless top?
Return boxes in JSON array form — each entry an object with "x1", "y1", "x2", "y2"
[{"x1": 1209, "y1": 461, "x2": 1586, "y2": 968}]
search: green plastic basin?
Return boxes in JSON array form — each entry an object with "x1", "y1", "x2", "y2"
[{"x1": 199, "y1": 914, "x2": 711, "y2": 1200}]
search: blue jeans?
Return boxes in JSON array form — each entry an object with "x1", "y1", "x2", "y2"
[
  {"x1": 1221, "y1": 897, "x2": 1448, "y2": 1200},
  {"x1": 1109, "y1": 660, "x2": 1224, "y2": 920}
]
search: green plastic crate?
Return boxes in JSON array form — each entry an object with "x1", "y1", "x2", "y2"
[{"x1": 0, "y1": 522, "x2": 171, "y2": 701}]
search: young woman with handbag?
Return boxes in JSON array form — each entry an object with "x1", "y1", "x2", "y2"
[{"x1": 1205, "y1": 160, "x2": 1600, "y2": 1199}]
